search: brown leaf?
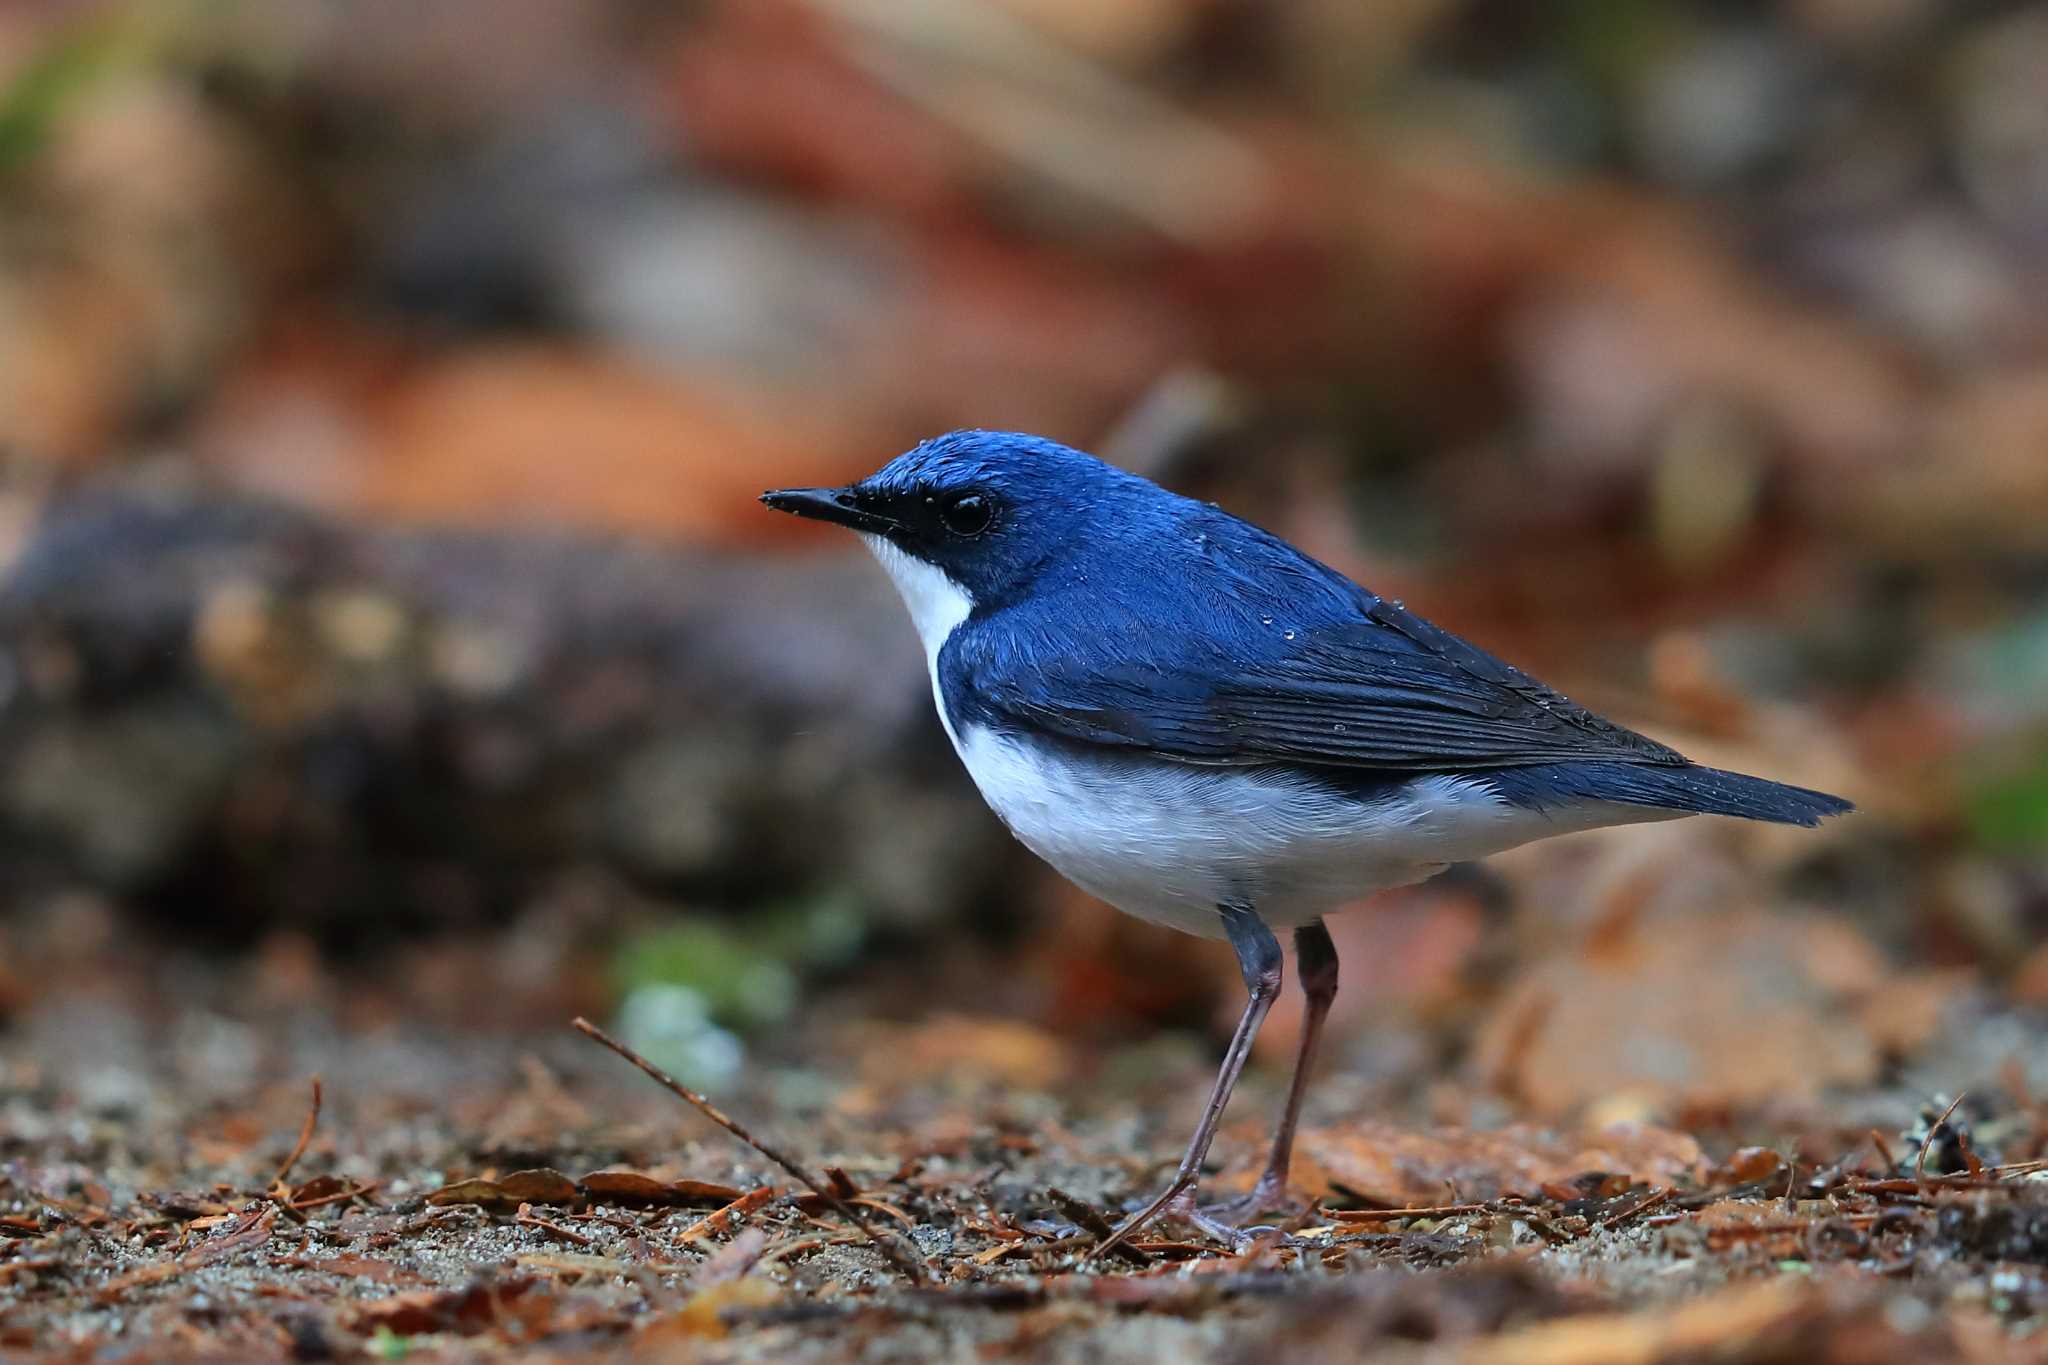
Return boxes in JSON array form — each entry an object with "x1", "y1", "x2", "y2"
[
  {"x1": 695, "y1": 1227, "x2": 771, "y2": 1285},
  {"x1": 497, "y1": 1169, "x2": 581, "y2": 1205},
  {"x1": 1471, "y1": 905, "x2": 1918, "y2": 1114},
  {"x1": 1287, "y1": 1121, "x2": 1700, "y2": 1208},
  {"x1": 638, "y1": 1274, "x2": 782, "y2": 1343},
  {"x1": 1538, "y1": 1172, "x2": 1632, "y2": 1202},
  {"x1": 1712, "y1": 1147, "x2": 1788, "y2": 1186},
  {"x1": 201, "y1": 341, "x2": 877, "y2": 546},
  {"x1": 576, "y1": 1170, "x2": 672, "y2": 1205},
  {"x1": 1855, "y1": 970, "x2": 1970, "y2": 1058},
  {"x1": 273, "y1": 1253, "x2": 428, "y2": 1287},
  {"x1": 139, "y1": 1191, "x2": 235, "y2": 1221},
  {"x1": 577, "y1": 1171, "x2": 745, "y2": 1208},
  {"x1": 1692, "y1": 1199, "x2": 1796, "y2": 1232},
  {"x1": 2013, "y1": 942, "x2": 2048, "y2": 1006},
  {"x1": 426, "y1": 1169, "x2": 579, "y2": 1209},
  {"x1": 857, "y1": 1014, "x2": 1075, "y2": 1090},
  {"x1": 1462, "y1": 1278, "x2": 1818, "y2": 1365},
  {"x1": 665, "y1": 1179, "x2": 752, "y2": 1205},
  {"x1": 424, "y1": 1177, "x2": 509, "y2": 1208},
  {"x1": 349, "y1": 1277, "x2": 545, "y2": 1338},
  {"x1": 287, "y1": 1174, "x2": 351, "y2": 1206}
]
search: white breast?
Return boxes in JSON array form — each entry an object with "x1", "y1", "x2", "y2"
[
  {"x1": 950, "y1": 725, "x2": 1551, "y2": 936},
  {"x1": 856, "y1": 535, "x2": 1644, "y2": 938},
  {"x1": 859, "y1": 535, "x2": 975, "y2": 680}
]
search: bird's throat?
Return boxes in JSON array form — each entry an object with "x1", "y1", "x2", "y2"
[{"x1": 860, "y1": 535, "x2": 974, "y2": 667}]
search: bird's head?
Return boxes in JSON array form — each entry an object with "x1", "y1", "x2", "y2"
[{"x1": 762, "y1": 430, "x2": 1156, "y2": 642}]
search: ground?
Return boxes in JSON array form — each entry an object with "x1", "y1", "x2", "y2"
[{"x1": 4, "y1": 938, "x2": 2046, "y2": 1364}]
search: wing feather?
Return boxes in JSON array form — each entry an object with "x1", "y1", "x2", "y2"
[{"x1": 951, "y1": 586, "x2": 1687, "y2": 773}]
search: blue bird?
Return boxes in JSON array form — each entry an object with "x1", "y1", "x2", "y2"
[{"x1": 762, "y1": 429, "x2": 1851, "y2": 1254}]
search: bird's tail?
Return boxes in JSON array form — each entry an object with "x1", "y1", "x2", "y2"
[{"x1": 1486, "y1": 760, "x2": 1854, "y2": 827}]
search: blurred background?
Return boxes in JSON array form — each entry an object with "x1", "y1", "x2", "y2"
[{"x1": 0, "y1": 0, "x2": 2045, "y2": 1140}]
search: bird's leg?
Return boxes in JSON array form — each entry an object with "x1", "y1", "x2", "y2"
[
  {"x1": 1204, "y1": 919, "x2": 1339, "y2": 1223},
  {"x1": 1092, "y1": 903, "x2": 1281, "y2": 1260}
]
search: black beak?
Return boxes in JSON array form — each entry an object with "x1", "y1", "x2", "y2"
[{"x1": 759, "y1": 486, "x2": 898, "y2": 535}]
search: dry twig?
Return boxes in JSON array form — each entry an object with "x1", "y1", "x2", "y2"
[
  {"x1": 1047, "y1": 1187, "x2": 1152, "y2": 1266},
  {"x1": 516, "y1": 1203, "x2": 596, "y2": 1248},
  {"x1": 676, "y1": 1188, "x2": 776, "y2": 1246},
  {"x1": 291, "y1": 1180, "x2": 379, "y2": 1213},
  {"x1": 271, "y1": 1077, "x2": 323, "y2": 1188},
  {"x1": 1916, "y1": 1093, "x2": 1967, "y2": 1184},
  {"x1": 1324, "y1": 1202, "x2": 1494, "y2": 1223},
  {"x1": 1599, "y1": 1187, "x2": 1674, "y2": 1230},
  {"x1": 571, "y1": 1016, "x2": 923, "y2": 1282}
]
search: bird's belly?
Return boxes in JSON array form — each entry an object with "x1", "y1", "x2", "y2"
[{"x1": 950, "y1": 724, "x2": 1560, "y2": 939}]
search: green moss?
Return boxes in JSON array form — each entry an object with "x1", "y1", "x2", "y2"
[
  {"x1": 0, "y1": 11, "x2": 148, "y2": 177},
  {"x1": 611, "y1": 895, "x2": 865, "y2": 1030},
  {"x1": 1966, "y1": 760, "x2": 2048, "y2": 853}
]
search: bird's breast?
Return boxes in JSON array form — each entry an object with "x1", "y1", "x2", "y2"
[{"x1": 942, "y1": 721, "x2": 1547, "y2": 936}]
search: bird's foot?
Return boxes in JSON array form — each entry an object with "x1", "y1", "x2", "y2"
[
  {"x1": 1095, "y1": 1178, "x2": 1297, "y2": 1260},
  {"x1": 1169, "y1": 1188, "x2": 1278, "y2": 1251},
  {"x1": 1196, "y1": 1171, "x2": 1303, "y2": 1226}
]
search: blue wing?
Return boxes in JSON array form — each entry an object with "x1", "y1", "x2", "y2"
[
  {"x1": 938, "y1": 498, "x2": 1699, "y2": 773},
  {"x1": 947, "y1": 587, "x2": 1687, "y2": 772}
]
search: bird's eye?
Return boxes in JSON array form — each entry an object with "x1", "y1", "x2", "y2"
[{"x1": 941, "y1": 492, "x2": 993, "y2": 536}]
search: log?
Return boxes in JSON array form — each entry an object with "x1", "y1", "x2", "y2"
[{"x1": 0, "y1": 483, "x2": 1008, "y2": 941}]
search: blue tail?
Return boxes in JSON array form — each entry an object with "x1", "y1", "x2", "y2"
[{"x1": 1483, "y1": 761, "x2": 1853, "y2": 828}]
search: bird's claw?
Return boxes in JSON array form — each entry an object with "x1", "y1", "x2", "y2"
[
  {"x1": 1094, "y1": 1177, "x2": 1301, "y2": 1259},
  {"x1": 1195, "y1": 1172, "x2": 1302, "y2": 1226},
  {"x1": 1167, "y1": 1189, "x2": 1281, "y2": 1251}
]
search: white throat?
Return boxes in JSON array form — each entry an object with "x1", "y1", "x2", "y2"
[{"x1": 860, "y1": 534, "x2": 974, "y2": 669}]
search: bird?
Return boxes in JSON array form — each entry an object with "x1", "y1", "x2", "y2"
[{"x1": 761, "y1": 429, "x2": 1852, "y2": 1256}]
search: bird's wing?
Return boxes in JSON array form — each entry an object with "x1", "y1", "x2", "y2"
[{"x1": 950, "y1": 590, "x2": 1689, "y2": 772}]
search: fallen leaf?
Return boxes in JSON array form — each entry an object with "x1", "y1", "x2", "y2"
[
  {"x1": 860, "y1": 1014, "x2": 1075, "y2": 1090},
  {"x1": 575, "y1": 1170, "x2": 675, "y2": 1205},
  {"x1": 1691, "y1": 1199, "x2": 1796, "y2": 1232},
  {"x1": 423, "y1": 1177, "x2": 510, "y2": 1208},
  {"x1": 1470, "y1": 906, "x2": 1932, "y2": 1114},
  {"x1": 638, "y1": 1274, "x2": 782, "y2": 1343},
  {"x1": 696, "y1": 1227, "x2": 771, "y2": 1285},
  {"x1": 273, "y1": 1253, "x2": 429, "y2": 1287},
  {"x1": 1856, "y1": 970, "x2": 1971, "y2": 1057},
  {"x1": 200, "y1": 341, "x2": 876, "y2": 546},
  {"x1": 1284, "y1": 1121, "x2": 1701, "y2": 1208},
  {"x1": 497, "y1": 1169, "x2": 583, "y2": 1205},
  {"x1": 348, "y1": 1277, "x2": 545, "y2": 1338},
  {"x1": 1538, "y1": 1172, "x2": 1632, "y2": 1202},
  {"x1": 1712, "y1": 1148, "x2": 1789, "y2": 1186},
  {"x1": 138, "y1": 1192, "x2": 235, "y2": 1221},
  {"x1": 669, "y1": 1178, "x2": 754, "y2": 1203},
  {"x1": 426, "y1": 1168, "x2": 580, "y2": 1209},
  {"x1": 580, "y1": 1171, "x2": 746, "y2": 1207},
  {"x1": 286, "y1": 1174, "x2": 351, "y2": 1206},
  {"x1": 1462, "y1": 1278, "x2": 1816, "y2": 1365}
]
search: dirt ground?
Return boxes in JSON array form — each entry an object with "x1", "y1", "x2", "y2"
[{"x1": 5, "y1": 935, "x2": 2047, "y2": 1364}]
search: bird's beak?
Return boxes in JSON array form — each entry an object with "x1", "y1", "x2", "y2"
[{"x1": 759, "y1": 486, "x2": 899, "y2": 534}]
